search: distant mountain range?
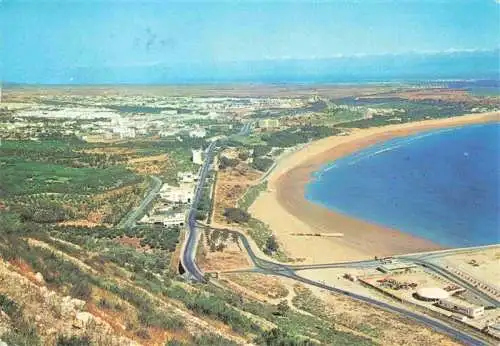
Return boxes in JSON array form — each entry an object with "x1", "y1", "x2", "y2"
[{"x1": 3, "y1": 49, "x2": 499, "y2": 85}]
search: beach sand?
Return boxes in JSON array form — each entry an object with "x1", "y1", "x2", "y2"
[{"x1": 250, "y1": 112, "x2": 500, "y2": 263}]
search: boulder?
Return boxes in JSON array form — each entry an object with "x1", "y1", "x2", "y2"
[
  {"x1": 34, "y1": 272, "x2": 45, "y2": 284},
  {"x1": 73, "y1": 311, "x2": 94, "y2": 329},
  {"x1": 61, "y1": 296, "x2": 75, "y2": 315},
  {"x1": 71, "y1": 298, "x2": 86, "y2": 311}
]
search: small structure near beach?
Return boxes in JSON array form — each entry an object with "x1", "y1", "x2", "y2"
[{"x1": 414, "y1": 287, "x2": 450, "y2": 302}]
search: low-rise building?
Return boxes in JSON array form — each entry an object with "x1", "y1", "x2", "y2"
[
  {"x1": 159, "y1": 184, "x2": 194, "y2": 204},
  {"x1": 189, "y1": 127, "x2": 207, "y2": 138},
  {"x1": 162, "y1": 212, "x2": 186, "y2": 227},
  {"x1": 192, "y1": 149, "x2": 204, "y2": 165},
  {"x1": 436, "y1": 297, "x2": 485, "y2": 318},
  {"x1": 377, "y1": 261, "x2": 418, "y2": 274},
  {"x1": 113, "y1": 126, "x2": 136, "y2": 139},
  {"x1": 177, "y1": 171, "x2": 196, "y2": 184},
  {"x1": 138, "y1": 212, "x2": 186, "y2": 227},
  {"x1": 258, "y1": 118, "x2": 280, "y2": 129}
]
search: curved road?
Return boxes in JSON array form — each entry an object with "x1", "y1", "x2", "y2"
[
  {"x1": 198, "y1": 225, "x2": 493, "y2": 346},
  {"x1": 180, "y1": 119, "x2": 493, "y2": 345}
]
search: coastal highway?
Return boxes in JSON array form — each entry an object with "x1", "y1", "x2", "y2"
[
  {"x1": 180, "y1": 121, "x2": 254, "y2": 281},
  {"x1": 181, "y1": 141, "x2": 217, "y2": 282},
  {"x1": 198, "y1": 225, "x2": 493, "y2": 346},
  {"x1": 180, "y1": 118, "x2": 492, "y2": 344}
]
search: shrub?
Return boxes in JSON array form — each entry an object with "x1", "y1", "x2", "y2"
[
  {"x1": 251, "y1": 157, "x2": 274, "y2": 172},
  {"x1": 70, "y1": 281, "x2": 92, "y2": 301},
  {"x1": 238, "y1": 151, "x2": 249, "y2": 161},
  {"x1": 135, "y1": 329, "x2": 151, "y2": 340},
  {"x1": 223, "y1": 208, "x2": 250, "y2": 224},
  {"x1": 275, "y1": 300, "x2": 290, "y2": 316},
  {"x1": 252, "y1": 145, "x2": 271, "y2": 157},
  {"x1": 265, "y1": 235, "x2": 279, "y2": 254},
  {"x1": 56, "y1": 335, "x2": 91, "y2": 346},
  {"x1": 219, "y1": 156, "x2": 239, "y2": 170}
]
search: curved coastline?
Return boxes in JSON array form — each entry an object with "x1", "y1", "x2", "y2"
[{"x1": 249, "y1": 112, "x2": 500, "y2": 263}]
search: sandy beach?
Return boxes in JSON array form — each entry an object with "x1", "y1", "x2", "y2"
[{"x1": 250, "y1": 112, "x2": 500, "y2": 263}]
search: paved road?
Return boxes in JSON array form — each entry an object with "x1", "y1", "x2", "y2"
[
  {"x1": 117, "y1": 175, "x2": 162, "y2": 229},
  {"x1": 401, "y1": 256, "x2": 500, "y2": 308},
  {"x1": 180, "y1": 121, "x2": 254, "y2": 281},
  {"x1": 198, "y1": 225, "x2": 492, "y2": 346},
  {"x1": 180, "y1": 118, "x2": 493, "y2": 344},
  {"x1": 181, "y1": 141, "x2": 217, "y2": 282}
]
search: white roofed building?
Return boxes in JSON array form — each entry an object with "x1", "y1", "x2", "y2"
[
  {"x1": 414, "y1": 287, "x2": 450, "y2": 302},
  {"x1": 436, "y1": 297, "x2": 484, "y2": 318},
  {"x1": 177, "y1": 171, "x2": 196, "y2": 184},
  {"x1": 192, "y1": 149, "x2": 204, "y2": 165},
  {"x1": 189, "y1": 127, "x2": 207, "y2": 138},
  {"x1": 159, "y1": 184, "x2": 194, "y2": 204}
]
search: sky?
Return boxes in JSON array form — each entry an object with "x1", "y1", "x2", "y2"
[{"x1": 2, "y1": 0, "x2": 499, "y2": 83}]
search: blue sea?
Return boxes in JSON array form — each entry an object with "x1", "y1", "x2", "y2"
[{"x1": 306, "y1": 123, "x2": 500, "y2": 248}]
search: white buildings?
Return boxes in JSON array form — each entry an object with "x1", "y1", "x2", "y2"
[
  {"x1": 177, "y1": 171, "x2": 196, "y2": 184},
  {"x1": 162, "y1": 212, "x2": 186, "y2": 227},
  {"x1": 159, "y1": 184, "x2": 194, "y2": 204},
  {"x1": 192, "y1": 149, "x2": 204, "y2": 165},
  {"x1": 189, "y1": 127, "x2": 207, "y2": 138},
  {"x1": 436, "y1": 297, "x2": 484, "y2": 318},
  {"x1": 113, "y1": 126, "x2": 136, "y2": 139},
  {"x1": 138, "y1": 212, "x2": 186, "y2": 227}
]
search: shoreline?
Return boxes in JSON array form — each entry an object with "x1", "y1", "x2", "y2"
[{"x1": 249, "y1": 112, "x2": 500, "y2": 263}]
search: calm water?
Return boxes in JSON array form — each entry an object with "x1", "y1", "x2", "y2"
[{"x1": 306, "y1": 123, "x2": 500, "y2": 247}]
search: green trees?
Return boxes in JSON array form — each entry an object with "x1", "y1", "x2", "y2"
[
  {"x1": 252, "y1": 157, "x2": 274, "y2": 172},
  {"x1": 183, "y1": 292, "x2": 261, "y2": 334},
  {"x1": 252, "y1": 145, "x2": 271, "y2": 157},
  {"x1": 260, "y1": 126, "x2": 338, "y2": 148},
  {"x1": 223, "y1": 208, "x2": 250, "y2": 224},
  {"x1": 275, "y1": 300, "x2": 290, "y2": 316},
  {"x1": 0, "y1": 211, "x2": 22, "y2": 234},
  {"x1": 238, "y1": 151, "x2": 250, "y2": 161},
  {"x1": 254, "y1": 328, "x2": 312, "y2": 346},
  {"x1": 219, "y1": 156, "x2": 239, "y2": 170},
  {"x1": 265, "y1": 235, "x2": 279, "y2": 254},
  {"x1": 18, "y1": 200, "x2": 72, "y2": 223}
]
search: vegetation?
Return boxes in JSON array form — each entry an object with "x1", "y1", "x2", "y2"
[
  {"x1": 292, "y1": 285, "x2": 327, "y2": 318},
  {"x1": 275, "y1": 300, "x2": 290, "y2": 316},
  {"x1": 260, "y1": 126, "x2": 340, "y2": 148},
  {"x1": 254, "y1": 328, "x2": 314, "y2": 345},
  {"x1": 264, "y1": 235, "x2": 279, "y2": 255},
  {"x1": 1, "y1": 101, "x2": 460, "y2": 346},
  {"x1": 252, "y1": 144, "x2": 272, "y2": 157},
  {"x1": 195, "y1": 182, "x2": 213, "y2": 221},
  {"x1": 205, "y1": 229, "x2": 236, "y2": 252},
  {"x1": 238, "y1": 181, "x2": 268, "y2": 211},
  {"x1": 0, "y1": 293, "x2": 40, "y2": 345},
  {"x1": 223, "y1": 207, "x2": 251, "y2": 224},
  {"x1": 337, "y1": 98, "x2": 477, "y2": 128},
  {"x1": 56, "y1": 335, "x2": 92, "y2": 346},
  {"x1": 251, "y1": 157, "x2": 274, "y2": 172},
  {"x1": 219, "y1": 156, "x2": 239, "y2": 170},
  {"x1": 166, "y1": 334, "x2": 238, "y2": 346}
]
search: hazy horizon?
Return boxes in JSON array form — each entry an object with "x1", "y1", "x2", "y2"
[{"x1": 2, "y1": 0, "x2": 500, "y2": 84}]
